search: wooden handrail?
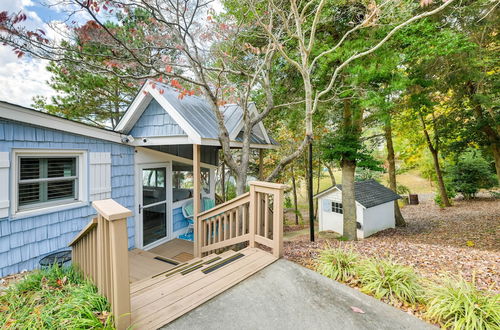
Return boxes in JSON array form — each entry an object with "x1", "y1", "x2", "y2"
[
  {"x1": 69, "y1": 199, "x2": 132, "y2": 330},
  {"x1": 198, "y1": 192, "x2": 250, "y2": 219},
  {"x1": 196, "y1": 181, "x2": 286, "y2": 258},
  {"x1": 68, "y1": 218, "x2": 97, "y2": 246}
]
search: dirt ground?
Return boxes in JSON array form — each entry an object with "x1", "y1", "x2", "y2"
[{"x1": 284, "y1": 195, "x2": 500, "y2": 292}]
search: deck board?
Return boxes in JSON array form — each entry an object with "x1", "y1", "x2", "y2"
[
  {"x1": 149, "y1": 239, "x2": 194, "y2": 261},
  {"x1": 129, "y1": 239, "x2": 194, "y2": 283},
  {"x1": 128, "y1": 249, "x2": 177, "y2": 283},
  {"x1": 130, "y1": 248, "x2": 277, "y2": 329}
]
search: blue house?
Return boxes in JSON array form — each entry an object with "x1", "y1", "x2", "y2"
[{"x1": 0, "y1": 80, "x2": 276, "y2": 277}]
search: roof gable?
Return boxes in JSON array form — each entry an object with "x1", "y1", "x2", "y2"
[
  {"x1": 116, "y1": 80, "x2": 276, "y2": 148},
  {"x1": 314, "y1": 180, "x2": 401, "y2": 208},
  {"x1": 129, "y1": 98, "x2": 186, "y2": 137}
]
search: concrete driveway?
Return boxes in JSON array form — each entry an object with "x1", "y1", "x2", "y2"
[{"x1": 162, "y1": 259, "x2": 435, "y2": 330}]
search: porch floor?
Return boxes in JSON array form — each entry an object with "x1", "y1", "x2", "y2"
[
  {"x1": 129, "y1": 239, "x2": 194, "y2": 283},
  {"x1": 129, "y1": 247, "x2": 277, "y2": 329}
]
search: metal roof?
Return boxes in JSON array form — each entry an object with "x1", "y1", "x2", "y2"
[
  {"x1": 314, "y1": 180, "x2": 401, "y2": 208},
  {"x1": 159, "y1": 85, "x2": 241, "y2": 139}
]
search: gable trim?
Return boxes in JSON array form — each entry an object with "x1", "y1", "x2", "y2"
[
  {"x1": 115, "y1": 82, "x2": 203, "y2": 144},
  {"x1": 149, "y1": 87, "x2": 202, "y2": 144},
  {"x1": 115, "y1": 83, "x2": 153, "y2": 133},
  {"x1": 228, "y1": 103, "x2": 271, "y2": 144}
]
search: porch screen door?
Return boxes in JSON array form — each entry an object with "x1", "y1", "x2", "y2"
[{"x1": 142, "y1": 167, "x2": 168, "y2": 246}]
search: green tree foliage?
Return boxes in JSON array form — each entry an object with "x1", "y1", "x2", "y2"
[
  {"x1": 446, "y1": 150, "x2": 497, "y2": 199},
  {"x1": 32, "y1": 10, "x2": 155, "y2": 128}
]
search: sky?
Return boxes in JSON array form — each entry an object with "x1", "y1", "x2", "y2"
[{"x1": 0, "y1": 0, "x2": 76, "y2": 107}]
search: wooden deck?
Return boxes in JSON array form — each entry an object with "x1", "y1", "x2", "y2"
[
  {"x1": 129, "y1": 239, "x2": 194, "y2": 283},
  {"x1": 129, "y1": 247, "x2": 277, "y2": 329}
]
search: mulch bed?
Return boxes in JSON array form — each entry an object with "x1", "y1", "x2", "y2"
[{"x1": 284, "y1": 196, "x2": 500, "y2": 292}]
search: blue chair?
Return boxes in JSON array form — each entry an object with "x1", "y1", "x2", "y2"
[{"x1": 181, "y1": 198, "x2": 215, "y2": 240}]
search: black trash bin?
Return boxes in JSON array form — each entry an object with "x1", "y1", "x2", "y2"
[{"x1": 39, "y1": 250, "x2": 72, "y2": 268}]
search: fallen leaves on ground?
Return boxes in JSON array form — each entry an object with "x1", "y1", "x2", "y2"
[
  {"x1": 284, "y1": 196, "x2": 499, "y2": 292},
  {"x1": 350, "y1": 306, "x2": 365, "y2": 314}
]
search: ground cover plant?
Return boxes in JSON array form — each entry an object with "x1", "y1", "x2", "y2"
[
  {"x1": 356, "y1": 258, "x2": 422, "y2": 305},
  {"x1": 316, "y1": 247, "x2": 359, "y2": 282},
  {"x1": 315, "y1": 247, "x2": 499, "y2": 329},
  {"x1": 425, "y1": 277, "x2": 500, "y2": 330},
  {"x1": 0, "y1": 264, "x2": 113, "y2": 329}
]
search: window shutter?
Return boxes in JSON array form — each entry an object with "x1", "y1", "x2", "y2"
[
  {"x1": 0, "y1": 152, "x2": 9, "y2": 218},
  {"x1": 89, "y1": 152, "x2": 112, "y2": 201}
]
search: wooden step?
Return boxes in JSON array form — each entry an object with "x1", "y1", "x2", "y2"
[{"x1": 130, "y1": 248, "x2": 277, "y2": 329}]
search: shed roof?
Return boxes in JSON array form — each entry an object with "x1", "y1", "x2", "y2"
[{"x1": 314, "y1": 180, "x2": 401, "y2": 209}]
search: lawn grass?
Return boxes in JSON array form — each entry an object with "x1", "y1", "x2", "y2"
[{"x1": 0, "y1": 264, "x2": 113, "y2": 329}]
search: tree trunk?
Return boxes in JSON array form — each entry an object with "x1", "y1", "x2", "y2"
[
  {"x1": 308, "y1": 142, "x2": 315, "y2": 242},
  {"x1": 325, "y1": 163, "x2": 336, "y2": 186},
  {"x1": 384, "y1": 119, "x2": 406, "y2": 227},
  {"x1": 419, "y1": 113, "x2": 451, "y2": 207},
  {"x1": 430, "y1": 149, "x2": 451, "y2": 207},
  {"x1": 341, "y1": 159, "x2": 357, "y2": 241},
  {"x1": 221, "y1": 161, "x2": 226, "y2": 202},
  {"x1": 493, "y1": 144, "x2": 500, "y2": 184},
  {"x1": 235, "y1": 171, "x2": 247, "y2": 196},
  {"x1": 314, "y1": 158, "x2": 321, "y2": 220},
  {"x1": 467, "y1": 82, "x2": 500, "y2": 184},
  {"x1": 291, "y1": 165, "x2": 299, "y2": 225}
]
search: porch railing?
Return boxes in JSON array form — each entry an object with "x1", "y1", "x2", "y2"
[
  {"x1": 196, "y1": 181, "x2": 286, "y2": 258},
  {"x1": 68, "y1": 199, "x2": 132, "y2": 330}
]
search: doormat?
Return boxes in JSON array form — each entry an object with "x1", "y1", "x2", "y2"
[{"x1": 173, "y1": 252, "x2": 194, "y2": 262}]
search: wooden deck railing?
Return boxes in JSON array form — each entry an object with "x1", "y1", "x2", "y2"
[
  {"x1": 196, "y1": 181, "x2": 286, "y2": 258},
  {"x1": 68, "y1": 199, "x2": 132, "y2": 330}
]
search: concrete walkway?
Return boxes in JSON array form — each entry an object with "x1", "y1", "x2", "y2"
[{"x1": 162, "y1": 259, "x2": 435, "y2": 330}]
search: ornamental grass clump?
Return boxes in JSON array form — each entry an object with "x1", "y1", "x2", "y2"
[
  {"x1": 0, "y1": 264, "x2": 113, "y2": 329},
  {"x1": 425, "y1": 277, "x2": 500, "y2": 330},
  {"x1": 316, "y1": 247, "x2": 359, "y2": 282},
  {"x1": 356, "y1": 258, "x2": 422, "y2": 305}
]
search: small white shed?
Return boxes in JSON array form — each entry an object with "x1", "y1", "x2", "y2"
[{"x1": 314, "y1": 180, "x2": 401, "y2": 239}]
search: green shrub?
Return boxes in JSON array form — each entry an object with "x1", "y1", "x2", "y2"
[
  {"x1": 357, "y1": 258, "x2": 422, "y2": 305},
  {"x1": 0, "y1": 264, "x2": 113, "y2": 329},
  {"x1": 446, "y1": 150, "x2": 497, "y2": 199},
  {"x1": 316, "y1": 248, "x2": 359, "y2": 282},
  {"x1": 425, "y1": 277, "x2": 500, "y2": 330},
  {"x1": 397, "y1": 184, "x2": 411, "y2": 196}
]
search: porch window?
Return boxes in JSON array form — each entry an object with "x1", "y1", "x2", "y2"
[
  {"x1": 172, "y1": 162, "x2": 210, "y2": 202},
  {"x1": 18, "y1": 157, "x2": 78, "y2": 209},
  {"x1": 331, "y1": 202, "x2": 343, "y2": 214}
]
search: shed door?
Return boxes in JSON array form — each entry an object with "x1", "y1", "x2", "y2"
[{"x1": 141, "y1": 167, "x2": 168, "y2": 247}]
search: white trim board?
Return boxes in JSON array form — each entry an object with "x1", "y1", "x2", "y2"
[
  {"x1": 115, "y1": 83, "x2": 152, "y2": 133},
  {"x1": 200, "y1": 138, "x2": 278, "y2": 150},
  {"x1": 228, "y1": 103, "x2": 271, "y2": 145},
  {"x1": 10, "y1": 149, "x2": 89, "y2": 219},
  {"x1": 0, "y1": 102, "x2": 124, "y2": 144}
]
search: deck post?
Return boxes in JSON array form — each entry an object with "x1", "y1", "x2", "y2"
[
  {"x1": 272, "y1": 186, "x2": 284, "y2": 258},
  {"x1": 248, "y1": 183, "x2": 256, "y2": 248},
  {"x1": 108, "y1": 217, "x2": 131, "y2": 329},
  {"x1": 193, "y1": 144, "x2": 202, "y2": 257}
]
